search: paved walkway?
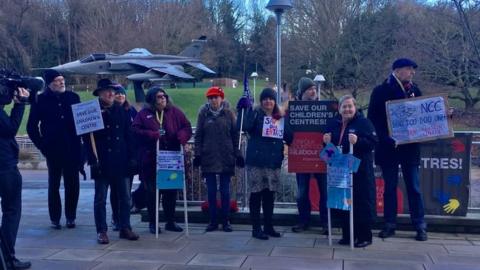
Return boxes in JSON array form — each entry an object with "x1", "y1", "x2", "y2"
[{"x1": 11, "y1": 170, "x2": 480, "y2": 270}]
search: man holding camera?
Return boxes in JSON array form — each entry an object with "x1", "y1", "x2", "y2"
[
  {"x1": 27, "y1": 69, "x2": 82, "y2": 230},
  {"x1": 0, "y1": 86, "x2": 32, "y2": 269}
]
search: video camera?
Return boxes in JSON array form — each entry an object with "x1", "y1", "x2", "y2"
[{"x1": 0, "y1": 69, "x2": 44, "y2": 105}]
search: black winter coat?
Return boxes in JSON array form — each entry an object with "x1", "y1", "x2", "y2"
[
  {"x1": 0, "y1": 104, "x2": 25, "y2": 171},
  {"x1": 27, "y1": 88, "x2": 82, "y2": 167},
  {"x1": 84, "y1": 103, "x2": 135, "y2": 179},
  {"x1": 194, "y1": 102, "x2": 240, "y2": 175},
  {"x1": 239, "y1": 107, "x2": 284, "y2": 169},
  {"x1": 367, "y1": 75, "x2": 422, "y2": 166},
  {"x1": 326, "y1": 112, "x2": 378, "y2": 223}
]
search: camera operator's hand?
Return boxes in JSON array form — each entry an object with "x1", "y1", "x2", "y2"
[{"x1": 13, "y1": 87, "x2": 29, "y2": 104}]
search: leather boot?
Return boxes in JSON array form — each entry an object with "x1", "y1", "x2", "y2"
[
  {"x1": 119, "y1": 228, "x2": 139, "y2": 240},
  {"x1": 250, "y1": 192, "x2": 268, "y2": 240},
  {"x1": 262, "y1": 190, "x2": 280, "y2": 238}
]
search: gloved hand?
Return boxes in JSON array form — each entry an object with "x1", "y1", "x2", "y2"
[
  {"x1": 193, "y1": 156, "x2": 201, "y2": 167},
  {"x1": 236, "y1": 96, "x2": 253, "y2": 110},
  {"x1": 236, "y1": 155, "x2": 245, "y2": 168}
]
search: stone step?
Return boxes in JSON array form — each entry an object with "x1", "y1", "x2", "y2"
[{"x1": 140, "y1": 207, "x2": 480, "y2": 233}]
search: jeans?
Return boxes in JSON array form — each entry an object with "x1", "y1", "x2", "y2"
[
  {"x1": 295, "y1": 173, "x2": 327, "y2": 226},
  {"x1": 46, "y1": 157, "x2": 79, "y2": 223},
  {"x1": 381, "y1": 164, "x2": 426, "y2": 230},
  {"x1": 111, "y1": 175, "x2": 134, "y2": 224},
  {"x1": 0, "y1": 167, "x2": 22, "y2": 256},
  {"x1": 204, "y1": 173, "x2": 230, "y2": 225},
  {"x1": 94, "y1": 176, "x2": 132, "y2": 233}
]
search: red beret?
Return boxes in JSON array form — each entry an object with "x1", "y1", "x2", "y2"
[{"x1": 206, "y1": 86, "x2": 225, "y2": 99}]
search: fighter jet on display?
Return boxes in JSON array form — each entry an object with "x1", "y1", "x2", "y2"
[{"x1": 49, "y1": 36, "x2": 215, "y2": 82}]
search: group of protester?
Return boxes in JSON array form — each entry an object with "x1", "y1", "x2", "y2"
[{"x1": 0, "y1": 57, "x2": 427, "y2": 269}]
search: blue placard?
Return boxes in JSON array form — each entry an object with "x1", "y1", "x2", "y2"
[
  {"x1": 327, "y1": 187, "x2": 351, "y2": 210},
  {"x1": 319, "y1": 143, "x2": 339, "y2": 163},
  {"x1": 156, "y1": 150, "x2": 184, "y2": 190},
  {"x1": 327, "y1": 165, "x2": 351, "y2": 188}
]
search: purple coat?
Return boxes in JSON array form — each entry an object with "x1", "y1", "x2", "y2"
[{"x1": 132, "y1": 105, "x2": 192, "y2": 182}]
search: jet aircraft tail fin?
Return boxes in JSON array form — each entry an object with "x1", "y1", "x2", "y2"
[{"x1": 178, "y1": 36, "x2": 207, "y2": 58}]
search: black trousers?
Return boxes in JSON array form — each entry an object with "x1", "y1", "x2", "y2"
[
  {"x1": 338, "y1": 210, "x2": 372, "y2": 242},
  {"x1": 249, "y1": 189, "x2": 275, "y2": 231},
  {"x1": 0, "y1": 167, "x2": 22, "y2": 256},
  {"x1": 46, "y1": 158, "x2": 79, "y2": 223},
  {"x1": 145, "y1": 180, "x2": 177, "y2": 225}
]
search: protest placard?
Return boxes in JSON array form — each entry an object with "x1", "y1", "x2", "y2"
[
  {"x1": 156, "y1": 150, "x2": 184, "y2": 190},
  {"x1": 71, "y1": 99, "x2": 104, "y2": 135},
  {"x1": 262, "y1": 116, "x2": 284, "y2": 139},
  {"x1": 386, "y1": 95, "x2": 453, "y2": 144},
  {"x1": 327, "y1": 187, "x2": 351, "y2": 211},
  {"x1": 287, "y1": 101, "x2": 338, "y2": 173}
]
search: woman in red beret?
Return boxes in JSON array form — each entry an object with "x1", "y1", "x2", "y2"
[{"x1": 193, "y1": 86, "x2": 244, "y2": 232}]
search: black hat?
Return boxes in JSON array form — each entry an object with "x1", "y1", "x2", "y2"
[
  {"x1": 112, "y1": 83, "x2": 126, "y2": 95},
  {"x1": 93, "y1": 78, "x2": 116, "y2": 96},
  {"x1": 44, "y1": 69, "x2": 62, "y2": 86},
  {"x1": 297, "y1": 77, "x2": 315, "y2": 98},
  {"x1": 392, "y1": 58, "x2": 418, "y2": 70},
  {"x1": 260, "y1": 88, "x2": 277, "y2": 102}
]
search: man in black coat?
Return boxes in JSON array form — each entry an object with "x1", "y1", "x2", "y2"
[
  {"x1": 84, "y1": 79, "x2": 139, "y2": 244},
  {"x1": 27, "y1": 69, "x2": 82, "y2": 230},
  {"x1": 367, "y1": 58, "x2": 427, "y2": 241},
  {"x1": 0, "y1": 85, "x2": 32, "y2": 269}
]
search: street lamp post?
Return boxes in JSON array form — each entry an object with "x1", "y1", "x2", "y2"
[
  {"x1": 314, "y1": 74, "x2": 326, "y2": 99},
  {"x1": 266, "y1": 0, "x2": 293, "y2": 104},
  {"x1": 250, "y1": 72, "x2": 258, "y2": 104}
]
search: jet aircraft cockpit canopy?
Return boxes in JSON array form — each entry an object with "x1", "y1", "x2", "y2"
[{"x1": 80, "y1": 53, "x2": 107, "y2": 63}]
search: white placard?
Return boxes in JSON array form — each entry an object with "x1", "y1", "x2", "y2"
[
  {"x1": 71, "y1": 99, "x2": 104, "y2": 135},
  {"x1": 262, "y1": 116, "x2": 284, "y2": 139}
]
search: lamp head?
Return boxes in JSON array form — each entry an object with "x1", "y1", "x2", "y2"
[{"x1": 266, "y1": 0, "x2": 293, "y2": 13}]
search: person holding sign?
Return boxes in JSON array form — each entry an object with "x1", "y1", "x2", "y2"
[
  {"x1": 194, "y1": 86, "x2": 243, "y2": 232},
  {"x1": 291, "y1": 77, "x2": 328, "y2": 234},
  {"x1": 324, "y1": 95, "x2": 377, "y2": 248},
  {"x1": 84, "y1": 79, "x2": 139, "y2": 244},
  {"x1": 132, "y1": 86, "x2": 192, "y2": 234},
  {"x1": 237, "y1": 88, "x2": 284, "y2": 240},
  {"x1": 27, "y1": 69, "x2": 82, "y2": 230},
  {"x1": 368, "y1": 58, "x2": 428, "y2": 241}
]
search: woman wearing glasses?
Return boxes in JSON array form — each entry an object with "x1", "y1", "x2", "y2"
[{"x1": 132, "y1": 86, "x2": 192, "y2": 234}]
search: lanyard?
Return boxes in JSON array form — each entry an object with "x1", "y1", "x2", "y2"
[{"x1": 156, "y1": 110, "x2": 164, "y2": 127}]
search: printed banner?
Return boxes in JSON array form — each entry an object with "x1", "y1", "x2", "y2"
[
  {"x1": 386, "y1": 95, "x2": 453, "y2": 144},
  {"x1": 375, "y1": 133, "x2": 471, "y2": 216},
  {"x1": 287, "y1": 101, "x2": 338, "y2": 172},
  {"x1": 71, "y1": 99, "x2": 104, "y2": 135},
  {"x1": 156, "y1": 150, "x2": 185, "y2": 190},
  {"x1": 262, "y1": 116, "x2": 284, "y2": 139}
]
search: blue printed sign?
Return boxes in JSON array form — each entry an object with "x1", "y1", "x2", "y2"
[
  {"x1": 327, "y1": 187, "x2": 351, "y2": 210},
  {"x1": 319, "y1": 143, "x2": 340, "y2": 163},
  {"x1": 156, "y1": 150, "x2": 185, "y2": 190}
]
